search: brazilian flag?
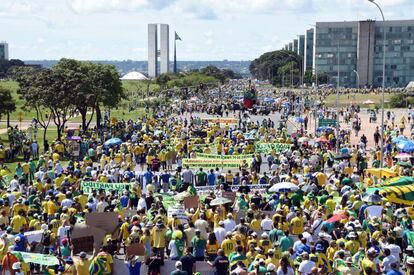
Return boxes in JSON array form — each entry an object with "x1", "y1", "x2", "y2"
[{"x1": 89, "y1": 257, "x2": 106, "y2": 275}]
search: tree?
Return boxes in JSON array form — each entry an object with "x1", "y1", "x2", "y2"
[
  {"x1": 0, "y1": 86, "x2": 16, "y2": 127},
  {"x1": 249, "y1": 50, "x2": 302, "y2": 86},
  {"x1": 53, "y1": 59, "x2": 124, "y2": 130},
  {"x1": 16, "y1": 68, "x2": 76, "y2": 141}
]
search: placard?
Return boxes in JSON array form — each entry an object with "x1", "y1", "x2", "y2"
[
  {"x1": 126, "y1": 243, "x2": 146, "y2": 256},
  {"x1": 167, "y1": 205, "x2": 188, "y2": 224},
  {"x1": 85, "y1": 212, "x2": 119, "y2": 234},
  {"x1": 72, "y1": 236, "x2": 94, "y2": 254},
  {"x1": 24, "y1": 230, "x2": 43, "y2": 244},
  {"x1": 184, "y1": 196, "x2": 199, "y2": 209},
  {"x1": 71, "y1": 224, "x2": 106, "y2": 251},
  {"x1": 222, "y1": 192, "x2": 236, "y2": 203}
]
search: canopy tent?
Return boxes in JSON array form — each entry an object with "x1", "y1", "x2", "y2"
[
  {"x1": 396, "y1": 140, "x2": 414, "y2": 152},
  {"x1": 120, "y1": 71, "x2": 148, "y2": 80}
]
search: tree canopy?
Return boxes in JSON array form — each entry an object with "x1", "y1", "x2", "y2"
[
  {"x1": 15, "y1": 58, "x2": 124, "y2": 140},
  {"x1": 0, "y1": 86, "x2": 16, "y2": 127},
  {"x1": 249, "y1": 50, "x2": 302, "y2": 86}
]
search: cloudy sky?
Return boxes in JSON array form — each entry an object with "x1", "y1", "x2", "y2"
[{"x1": 1, "y1": 0, "x2": 413, "y2": 61}]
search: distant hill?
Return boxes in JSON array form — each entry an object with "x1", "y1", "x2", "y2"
[{"x1": 24, "y1": 60, "x2": 251, "y2": 77}]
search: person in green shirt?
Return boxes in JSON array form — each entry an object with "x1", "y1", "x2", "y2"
[
  {"x1": 279, "y1": 231, "x2": 294, "y2": 252},
  {"x1": 195, "y1": 168, "x2": 207, "y2": 186}
]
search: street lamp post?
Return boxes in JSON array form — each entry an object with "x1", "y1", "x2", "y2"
[
  {"x1": 353, "y1": 69, "x2": 360, "y2": 88},
  {"x1": 368, "y1": 0, "x2": 386, "y2": 169}
]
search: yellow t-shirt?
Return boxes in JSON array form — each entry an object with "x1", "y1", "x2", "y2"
[
  {"x1": 221, "y1": 239, "x2": 236, "y2": 256},
  {"x1": 11, "y1": 215, "x2": 27, "y2": 232},
  {"x1": 290, "y1": 217, "x2": 304, "y2": 235},
  {"x1": 361, "y1": 258, "x2": 376, "y2": 275}
]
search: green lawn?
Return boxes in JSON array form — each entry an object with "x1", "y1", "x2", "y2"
[
  {"x1": 0, "y1": 79, "x2": 161, "y2": 127},
  {"x1": 324, "y1": 93, "x2": 393, "y2": 108}
]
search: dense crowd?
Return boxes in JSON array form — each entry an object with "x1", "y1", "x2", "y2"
[{"x1": 0, "y1": 80, "x2": 413, "y2": 275}]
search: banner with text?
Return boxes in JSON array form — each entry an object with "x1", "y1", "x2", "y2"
[
  {"x1": 255, "y1": 143, "x2": 293, "y2": 154},
  {"x1": 81, "y1": 181, "x2": 133, "y2": 194},
  {"x1": 182, "y1": 158, "x2": 249, "y2": 169},
  {"x1": 196, "y1": 153, "x2": 254, "y2": 160}
]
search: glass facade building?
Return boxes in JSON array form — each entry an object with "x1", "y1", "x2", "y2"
[
  {"x1": 311, "y1": 20, "x2": 414, "y2": 88},
  {"x1": 304, "y1": 29, "x2": 314, "y2": 73}
]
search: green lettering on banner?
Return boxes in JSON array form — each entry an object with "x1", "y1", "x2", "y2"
[
  {"x1": 255, "y1": 143, "x2": 292, "y2": 154},
  {"x1": 81, "y1": 181, "x2": 132, "y2": 194},
  {"x1": 182, "y1": 158, "x2": 250, "y2": 169},
  {"x1": 196, "y1": 153, "x2": 254, "y2": 160}
]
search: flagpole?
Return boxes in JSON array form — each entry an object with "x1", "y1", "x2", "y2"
[{"x1": 174, "y1": 37, "x2": 177, "y2": 74}]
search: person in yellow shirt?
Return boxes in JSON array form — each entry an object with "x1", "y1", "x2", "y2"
[
  {"x1": 258, "y1": 233, "x2": 271, "y2": 254},
  {"x1": 290, "y1": 212, "x2": 304, "y2": 235},
  {"x1": 361, "y1": 249, "x2": 379, "y2": 275},
  {"x1": 345, "y1": 232, "x2": 360, "y2": 255},
  {"x1": 10, "y1": 209, "x2": 27, "y2": 234},
  {"x1": 221, "y1": 233, "x2": 236, "y2": 257}
]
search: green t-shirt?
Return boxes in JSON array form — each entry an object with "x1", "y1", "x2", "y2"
[
  {"x1": 279, "y1": 236, "x2": 294, "y2": 252},
  {"x1": 196, "y1": 171, "x2": 207, "y2": 185}
]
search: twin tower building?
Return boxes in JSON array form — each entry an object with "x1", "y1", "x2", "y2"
[{"x1": 148, "y1": 23, "x2": 169, "y2": 78}]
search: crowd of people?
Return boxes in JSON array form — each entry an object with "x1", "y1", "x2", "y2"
[{"x1": 0, "y1": 80, "x2": 413, "y2": 275}]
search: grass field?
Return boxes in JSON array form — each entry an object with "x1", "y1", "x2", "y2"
[
  {"x1": 324, "y1": 93, "x2": 393, "y2": 108},
  {"x1": 0, "y1": 80, "x2": 160, "y2": 126}
]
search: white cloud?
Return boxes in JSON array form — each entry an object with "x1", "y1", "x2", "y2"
[{"x1": 66, "y1": 0, "x2": 174, "y2": 14}]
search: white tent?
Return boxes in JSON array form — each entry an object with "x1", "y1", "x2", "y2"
[
  {"x1": 407, "y1": 81, "x2": 414, "y2": 91},
  {"x1": 120, "y1": 71, "x2": 148, "y2": 80}
]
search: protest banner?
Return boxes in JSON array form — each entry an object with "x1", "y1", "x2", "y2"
[
  {"x1": 85, "y1": 212, "x2": 119, "y2": 234},
  {"x1": 13, "y1": 251, "x2": 59, "y2": 266},
  {"x1": 167, "y1": 205, "x2": 188, "y2": 224},
  {"x1": 196, "y1": 153, "x2": 254, "y2": 160},
  {"x1": 195, "y1": 184, "x2": 268, "y2": 194},
  {"x1": 182, "y1": 158, "x2": 248, "y2": 169},
  {"x1": 201, "y1": 118, "x2": 238, "y2": 125},
  {"x1": 184, "y1": 196, "x2": 199, "y2": 209},
  {"x1": 366, "y1": 205, "x2": 383, "y2": 218},
  {"x1": 255, "y1": 143, "x2": 292, "y2": 154},
  {"x1": 81, "y1": 181, "x2": 133, "y2": 194},
  {"x1": 126, "y1": 243, "x2": 146, "y2": 256},
  {"x1": 24, "y1": 230, "x2": 43, "y2": 244},
  {"x1": 72, "y1": 236, "x2": 94, "y2": 254}
]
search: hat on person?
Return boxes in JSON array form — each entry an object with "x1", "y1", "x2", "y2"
[
  {"x1": 12, "y1": 262, "x2": 21, "y2": 270},
  {"x1": 315, "y1": 244, "x2": 324, "y2": 251},
  {"x1": 66, "y1": 257, "x2": 74, "y2": 264},
  {"x1": 259, "y1": 258, "x2": 265, "y2": 264},
  {"x1": 407, "y1": 257, "x2": 414, "y2": 265},
  {"x1": 261, "y1": 232, "x2": 269, "y2": 238},
  {"x1": 367, "y1": 248, "x2": 377, "y2": 255},
  {"x1": 195, "y1": 229, "x2": 201, "y2": 235},
  {"x1": 14, "y1": 236, "x2": 21, "y2": 242},
  {"x1": 156, "y1": 220, "x2": 164, "y2": 227},
  {"x1": 267, "y1": 263, "x2": 276, "y2": 271},
  {"x1": 251, "y1": 232, "x2": 258, "y2": 237},
  {"x1": 219, "y1": 221, "x2": 224, "y2": 226},
  {"x1": 80, "y1": 252, "x2": 87, "y2": 259},
  {"x1": 175, "y1": 261, "x2": 182, "y2": 268},
  {"x1": 407, "y1": 245, "x2": 414, "y2": 251},
  {"x1": 348, "y1": 232, "x2": 357, "y2": 238}
]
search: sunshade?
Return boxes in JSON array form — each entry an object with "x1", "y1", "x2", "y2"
[
  {"x1": 268, "y1": 182, "x2": 299, "y2": 193},
  {"x1": 174, "y1": 191, "x2": 192, "y2": 201},
  {"x1": 362, "y1": 193, "x2": 383, "y2": 203},
  {"x1": 210, "y1": 197, "x2": 232, "y2": 206},
  {"x1": 327, "y1": 212, "x2": 348, "y2": 223},
  {"x1": 104, "y1": 138, "x2": 122, "y2": 147}
]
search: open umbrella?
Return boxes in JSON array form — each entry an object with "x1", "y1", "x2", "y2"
[
  {"x1": 396, "y1": 140, "x2": 414, "y2": 152},
  {"x1": 298, "y1": 137, "x2": 309, "y2": 143},
  {"x1": 104, "y1": 138, "x2": 122, "y2": 147},
  {"x1": 327, "y1": 212, "x2": 348, "y2": 223},
  {"x1": 210, "y1": 197, "x2": 232, "y2": 206},
  {"x1": 363, "y1": 100, "x2": 375, "y2": 105},
  {"x1": 362, "y1": 193, "x2": 383, "y2": 203},
  {"x1": 295, "y1": 117, "x2": 305, "y2": 123},
  {"x1": 174, "y1": 191, "x2": 192, "y2": 201},
  {"x1": 263, "y1": 97, "x2": 275, "y2": 103},
  {"x1": 396, "y1": 161, "x2": 412, "y2": 168},
  {"x1": 67, "y1": 136, "x2": 81, "y2": 141},
  {"x1": 314, "y1": 137, "x2": 329, "y2": 143},
  {"x1": 395, "y1": 153, "x2": 413, "y2": 159},
  {"x1": 268, "y1": 182, "x2": 299, "y2": 193}
]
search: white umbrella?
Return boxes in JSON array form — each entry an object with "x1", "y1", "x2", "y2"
[
  {"x1": 298, "y1": 137, "x2": 309, "y2": 143},
  {"x1": 210, "y1": 197, "x2": 232, "y2": 206},
  {"x1": 268, "y1": 182, "x2": 299, "y2": 193}
]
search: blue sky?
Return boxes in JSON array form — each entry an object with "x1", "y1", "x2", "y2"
[{"x1": 1, "y1": 0, "x2": 413, "y2": 60}]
